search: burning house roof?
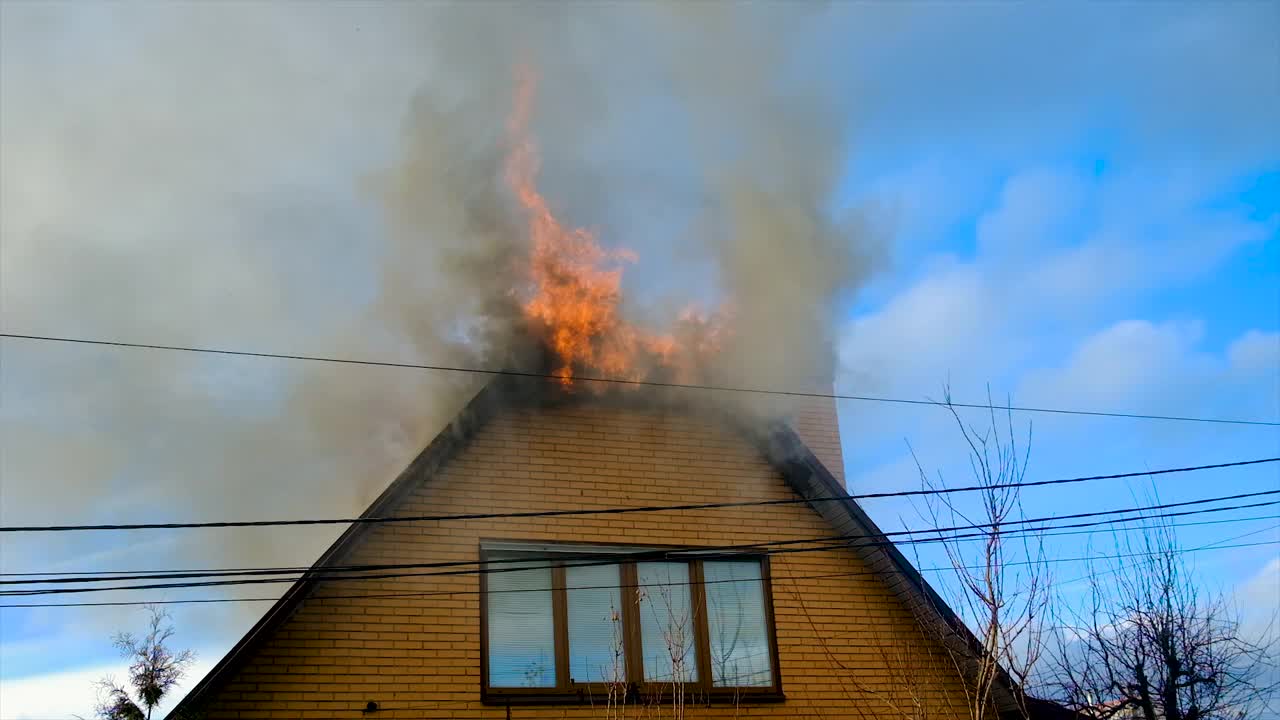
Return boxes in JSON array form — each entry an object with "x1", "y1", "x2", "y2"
[
  {"x1": 489, "y1": 67, "x2": 728, "y2": 392},
  {"x1": 170, "y1": 373, "x2": 1032, "y2": 716},
  {"x1": 171, "y1": 66, "x2": 1037, "y2": 718}
]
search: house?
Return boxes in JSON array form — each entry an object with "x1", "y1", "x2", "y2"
[{"x1": 172, "y1": 377, "x2": 1044, "y2": 719}]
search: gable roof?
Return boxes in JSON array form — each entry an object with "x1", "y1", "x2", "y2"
[{"x1": 171, "y1": 376, "x2": 1028, "y2": 717}]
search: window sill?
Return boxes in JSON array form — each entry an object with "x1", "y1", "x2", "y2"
[{"x1": 481, "y1": 689, "x2": 786, "y2": 706}]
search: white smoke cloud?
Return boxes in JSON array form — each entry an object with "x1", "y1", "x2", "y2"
[{"x1": 0, "y1": 2, "x2": 875, "y2": 685}]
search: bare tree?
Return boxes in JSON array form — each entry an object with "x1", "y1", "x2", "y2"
[
  {"x1": 910, "y1": 388, "x2": 1050, "y2": 720},
  {"x1": 774, "y1": 388, "x2": 1050, "y2": 720},
  {"x1": 91, "y1": 606, "x2": 195, "y2": 720},
  {"x1": 637, "y1": 577, "x2": 692, "y2": 719},
  {"x1": 1045, "y1": 517, "x2": 1278, "y2": 720}
]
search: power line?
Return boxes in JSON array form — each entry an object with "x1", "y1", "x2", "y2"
[
  {"x1": 6, "y1": 492, "x2": 1277, "y2": 597},
  {"x1": 1049, "y1": 523, "x2": 1280, "y2": 592},
  {"x1": 8, "y1": 511, "x2": 1277, "y2": 580},
  {"x1": 3, "y1": 538, "x2": 1274, "y2": 610},
  {"x1": 5, "y1": 493, "x2": 1273, "y2": 589},
  {"x1": 1194, "y1": 521, "x2": 1280, "y2": 548},
  {"x1": 6, "y1": 520, "x2": 1274, "y2": 590},
  {"x1": 6, "y1": 509, "x2": 1278, "y2": 589},
  {"x1": 952, "y1": 511, "x2": 1280, "y2": 543},
  {"x1": 5, "y1": 456, "x2": 1275, "y2": 533},
  {"x1": 4, "y1": 332, "x2": 1277, "y2": 427},
  {"x1": 6, "y1": 495, "x2": 1277, "y2": 594}
]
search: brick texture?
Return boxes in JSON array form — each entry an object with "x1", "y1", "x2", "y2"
[
  {"x1": 194, "y1": 399, "x2": 971, "y2": 719},
  {"x1": 783, "y1": 393, "x2": 846, "y2": 485}
]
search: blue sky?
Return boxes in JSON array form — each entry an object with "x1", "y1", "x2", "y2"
[{"x1": 2, "y1": 2, "x2": 1277, "y2": 718}]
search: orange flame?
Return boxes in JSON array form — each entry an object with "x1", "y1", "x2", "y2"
[{"x1": 505, "y1": 68, "x2": 727, "y2": 387}]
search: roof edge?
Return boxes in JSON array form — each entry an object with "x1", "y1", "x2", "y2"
[
  {"x1": 170, "y1": 378, "x2": 511, "y2": 716},
  {"x1": 755, "y1": 420, "x2": 1025, "y2": 714}
]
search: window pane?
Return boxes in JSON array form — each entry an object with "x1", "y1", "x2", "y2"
[
  {"x1": 486, "y1": 556, "x2": 556, "y2": 688},
  {"x1": 566, "y1": 563, "x2": 624, "y2": 684},
  {"x1": 704, "y1": 560, "x2": 773, "y2": 687},
  {"x1": 637, "y1": 562, "x2": 698, "y2": 683}
]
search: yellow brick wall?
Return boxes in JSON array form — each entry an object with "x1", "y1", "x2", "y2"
[{"x1": 195, "y1": 400, "x2": 971, "y2": 719}]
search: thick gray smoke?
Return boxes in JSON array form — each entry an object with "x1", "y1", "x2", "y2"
[
  {"x1": 371, "y1": 2, "x2": 878, "y2": 391},
  {"x1": 0, "y1": 1, "x2": 874, "y2": 641}
]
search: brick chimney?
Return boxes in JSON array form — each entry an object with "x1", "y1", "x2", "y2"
[
  {"x1": 737, "y1": 377, "x2": 846, "y2": 486},
  {"x1": 783, "y1": 386, "x2": 846, "y2": 486}
]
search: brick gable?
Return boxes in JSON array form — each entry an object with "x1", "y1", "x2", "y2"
[{"x1": 186, "y1": 394, "x2": 975, "y2": 719}]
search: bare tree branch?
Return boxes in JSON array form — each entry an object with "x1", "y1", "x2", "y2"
[
  {"x1": 912, "y1": 386, "x2": 1050, "y2": 720},
  {"x1": 1044, "y1": 509, "x2": 1278, "y2": 720},
  {"x1": 91, "y1": 606, "x2": 195, "y2": 720}
]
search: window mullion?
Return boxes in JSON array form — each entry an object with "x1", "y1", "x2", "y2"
[
  {"x1": 620, "y1": 562, "x2": 644, "y2": 687},
  {"x1": 760, "y1": 555, "x2": 782, "y2": 694},
  {"x1": 551, "y1": 563, "x2": 569, "y2": 690},
  {"x1": 689, "y1": 561, "x2": 714, "y2": 693}
]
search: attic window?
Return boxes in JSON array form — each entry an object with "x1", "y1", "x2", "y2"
[{"x1": 480, "y1": 543, "x2": 782, "y2": 704}]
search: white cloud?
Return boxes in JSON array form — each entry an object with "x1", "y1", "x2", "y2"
[
  {"x1": 1229, "y1": 330, "x2": 1280, "y2": 375},
  {"x1": 849, "y1": 162, "x2": 990, "y2": 259},
  {"x1": 840, "y1": 258, "x2": 1020, "y2": 394},
  {"x1": 976, "y1": 168, "x2": 1086, "y2": 260},
  {"x1": 0, "y1": 657, "x2": 214, "y2": 720},
  {"x1": 837, "y1": 156, "x2": 1277, "y2": 606},
  {"x1": 1017, "y1": 321, "x2": 1280, "y2": 430},
  {"x1": 1019, "y1": 320, "x2": 1208, "y2": 411},
  {"x1": 1024, "y1": 210, "x2": 1278, "y2": 314},
  {"x1": 840, "y1": 158, "x2": 1277, "y2": 402},
  {"x1": 1236, "y1": 556, "x2": 1280, "y2": 643},
  {"x1": 828, "y1": 2, "x2": 1280, "y2": 167}
]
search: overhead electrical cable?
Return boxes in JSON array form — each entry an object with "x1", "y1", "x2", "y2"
[
  {"x1": 5, "y1": 509, "x2": 1278, "y2": 588},
  {"x1": 3, "y1": 538, "x2": 1275, "y2": 610},
  {"x1": 5, "y1": 492, "x2": 1277, "y2": 597},
  {"x1": 3, "y1": 457, "x2": 1275, "y2": 534},
  {"x1": 4, "y1": 332, "x2": 1277, "y2": 427},
  {"x1": 7, "y1": 511, "x2": 1277, "y2": 580}
]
